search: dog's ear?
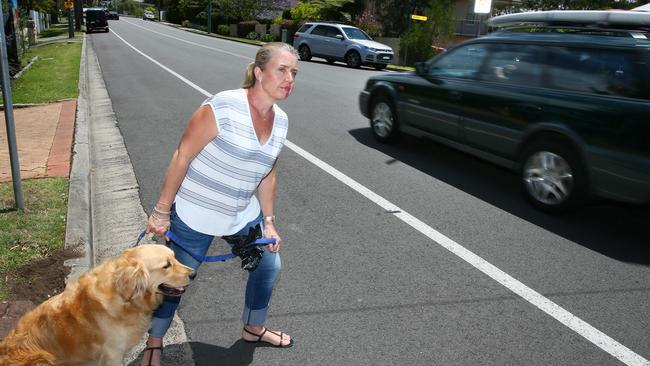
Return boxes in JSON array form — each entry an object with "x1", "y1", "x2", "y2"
[{"x1": 114, "y1": 257, "x2": 150, "y2": 301}]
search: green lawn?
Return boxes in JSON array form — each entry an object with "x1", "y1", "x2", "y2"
[
  {"x1": 8, "y1": 41, "x2": 82, "y2": 104},
  {"x1": 0, "y1": 178, "x2": 69, "y2": 300}
]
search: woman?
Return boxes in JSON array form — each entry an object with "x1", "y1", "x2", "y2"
[{"x1": 142, "y1": 42, "x2": 299, "y2": 366}]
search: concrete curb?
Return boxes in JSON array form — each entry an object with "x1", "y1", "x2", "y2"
[
  {"x1": 63, "y1": 34, "x2": 194, "y2": 365},
  {"x1": 64, "y1": 35, "x2": 91, "y2": 280}
]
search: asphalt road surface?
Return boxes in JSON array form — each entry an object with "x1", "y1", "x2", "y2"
[{"x1": 90, "y1": 18, "x2": 650, "y2": 365}]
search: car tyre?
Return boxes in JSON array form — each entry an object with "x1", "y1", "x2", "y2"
[
  {"x1": 370, "y1": 95, "x2": 400, "y2": 143},
  {"x1": 519, "y1": 139, "x2": 587, "y2": 212},
  {"x1": 298, "y1": 45, "x2": 312, "y2": 61},
  {"x1": 374, "y1": 64, "x2": 387, "y2": 70},
  {"x1": 345, "y1": 51, "x2": 361, "y2": 68}
]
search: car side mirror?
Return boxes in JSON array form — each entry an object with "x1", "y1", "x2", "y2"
[
  {"x1": 336, "y1": 34, "x2": 343, "y2": 40},
  {"x1": 414, "y1": 62, "x2": 427, "y2": 76}
]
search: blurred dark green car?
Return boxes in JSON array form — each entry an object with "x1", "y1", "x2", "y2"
[{"x1": 359, "y1": 11, "x2": 650, "y2": 212}]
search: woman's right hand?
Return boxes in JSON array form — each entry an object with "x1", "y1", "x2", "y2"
[{"x1": 146, "y1": 203, "x2": 171, "y2": 240}]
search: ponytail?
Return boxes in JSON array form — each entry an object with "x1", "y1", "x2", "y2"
[{"x1": 242, "y1": 62, "x2": 256, "y2": 89}]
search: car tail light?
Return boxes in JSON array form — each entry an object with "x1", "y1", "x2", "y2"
[{"x1": 294, "y1": 33, "x2": 300, "y2": 38}]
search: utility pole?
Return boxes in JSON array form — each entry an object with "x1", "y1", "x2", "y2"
[
  {"x1": 74, "y1": 0, "x2": 82, "y2": 31},
  {"x1": 0, "y1": 2, "x2": 24, "y2": 210},
  {"x1": 207, "y1": 0, "x2": 211, "y2": 33}
]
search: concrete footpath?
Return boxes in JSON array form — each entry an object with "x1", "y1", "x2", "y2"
[{"x1": 1, "y1": 35, "x2": 194, "y2": 363}]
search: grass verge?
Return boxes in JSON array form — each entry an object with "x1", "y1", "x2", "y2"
[
  {"x1": 0, "y1": 178, "x2": 69, "y2": 300},
  {"x1": 38, "y1": 23, "x2": 73, "y2": 38},
  {"x1": 7, "y1": 40, "x2": 82, "y2": 104}
]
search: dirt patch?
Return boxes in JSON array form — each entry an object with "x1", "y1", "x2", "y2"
[{"x1": 5, "y1": 248, "x2": 80, "y2": 304}]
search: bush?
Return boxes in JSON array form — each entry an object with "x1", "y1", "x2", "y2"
[
  {"x1": 217, "y1": 24, "x2": 229, "y2": 36},
  {"x1": 400, "y1": 23, "x2": 435, "y2": 65},
  {"x1": 246, "y1": 31, "x2": 260, "y2": 40},
  {"x1": 260, "y1": 33, "x2": 276, "y2": 42},
  {"x1": 354, "y1": 9, "x2": 383, "y2": 38},
  {"x1": 290, "y1": 2, "x2": 321, "y2": 24},
  {"x1": 181, "y1": 20, "x2": 190, "y2": 28}
]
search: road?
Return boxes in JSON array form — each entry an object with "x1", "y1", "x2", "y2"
[{"x1": 90, "y1": 18, "x2": 650, "y2": 365}]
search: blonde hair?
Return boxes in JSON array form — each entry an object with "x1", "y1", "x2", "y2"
[{"x1": 242, "y1": 42, "x2": 298, "y2": 89}]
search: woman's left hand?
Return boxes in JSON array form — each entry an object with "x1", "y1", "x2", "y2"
[{"x1": 264, "y1": 223, "x2": 282, "y2": 252}]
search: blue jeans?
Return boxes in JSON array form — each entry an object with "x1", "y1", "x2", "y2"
[{"x1": 148, "y1": 206, "x2": 281, "y2": 338}]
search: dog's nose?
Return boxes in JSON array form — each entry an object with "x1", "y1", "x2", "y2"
[{"x1": 189, "y1": 270, "x2": 197, "y2": 280}]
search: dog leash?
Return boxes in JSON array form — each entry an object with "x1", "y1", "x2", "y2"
[{"x1": 135, "y1": 230, "x2": 276, "y2": 263}]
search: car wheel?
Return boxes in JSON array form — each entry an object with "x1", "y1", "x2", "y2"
[
  {"x1": 519, "y1": 139, "x2": 587, "y2": 212},
  {"x1": 374, "y1": 64, "x2": 387, "y2": 70},
  {"x1": 370, "y1": 95, "x2": 399, "y2": 143},
  {"x1": 345, "y1": 51, "x2": 361, "y2": 68},
  {"x1": 326, "y1": 59, "x2": 335, "y2": 64},
  {"x1": 298, "y1": 45, "x2": 312, "y2": 61}
]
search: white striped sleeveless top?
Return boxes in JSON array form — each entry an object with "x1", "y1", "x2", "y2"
[{"x1": 174, "y1": 88, "x2": 288, "y2": 236}]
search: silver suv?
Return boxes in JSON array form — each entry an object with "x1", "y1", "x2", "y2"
[{"x1": 293, "y1": 22, "x2": 394, "y2": 70}]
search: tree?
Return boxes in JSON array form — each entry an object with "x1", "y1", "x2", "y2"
[
  {"x1": 376, "y1": 0, "x2": 430, "y2": 37},
  {"x1": 289, "y1": 0, "x2": 356, "y2": 23},
  {"x1": 216, "y1": 0, "x2": 287, "y2": 21},
  {"x1": 400, "y1": 0, "x2": 454, "y2": 65},
  {"x1": 290, "y1": 1, "x2": 321, "y2": 23}
]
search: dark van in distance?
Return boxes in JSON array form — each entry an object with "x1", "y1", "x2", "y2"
[
  {"x1": 85, "y1": 8, "x2": 109, "y2": 33},
  {"x1": 359, "y1": 11, "x2": 650, "y2": 212}
]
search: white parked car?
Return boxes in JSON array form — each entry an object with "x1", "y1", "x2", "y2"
[
  {"x1": 143, "y1": 10, "x2": 155, "y2": 21},
  {"x1": 293, "y1": 22, "x2": 394, "y2": 70}
]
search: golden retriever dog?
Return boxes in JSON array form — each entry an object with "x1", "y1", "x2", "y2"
[{"x1": 0, "y1": 244, "x2": 191, "y2": 365}]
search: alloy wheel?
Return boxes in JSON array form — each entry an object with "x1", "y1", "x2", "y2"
[
  {"x1": 523, "y1": 151, "x2": 574, "y2": 205},
  {"x1": 372, "y1": 102, "x2": 393, "y2": 138}
]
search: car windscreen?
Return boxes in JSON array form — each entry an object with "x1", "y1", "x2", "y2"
[
  {"x1": 86, "y1": 10, "x2": 106, "y2": 21},
  {"x1": 342, "y1": 27, "x2": 371, "y2": 40}
]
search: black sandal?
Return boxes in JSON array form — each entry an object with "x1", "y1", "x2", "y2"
[
  {"x1": 243, "y1": 327, "x2": 294, "y2": 348},
  {"x1": 142, "y1": 345, "x2": 163, "y2": 366}
]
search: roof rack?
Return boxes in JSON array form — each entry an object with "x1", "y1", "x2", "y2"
[
  {"x1": 497, "y1": 25, "x2": 648, "y2": 39},
  {"x1": 488, "y1": 10, "x2": 650, "y2": 32}
]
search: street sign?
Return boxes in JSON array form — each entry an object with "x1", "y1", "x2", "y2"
[
  {"x1": 411, "y1": 14, "x2": 427, "y2": 21},
  {"x1": 64, "y1": 1, "x2": 73, "y2": 9}
]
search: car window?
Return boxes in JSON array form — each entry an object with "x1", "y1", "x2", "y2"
[
  {"x1": 547, "y1": 47, "x2": 646, "y2": 100},
  {"x1": 311, "y1": 25, "x2": 329, "y2": 37},
  {"x1": 297, "y1": 24, "x2": 312, "y2": 33},
  {"x1": 342, "y1": 27, "x2": 371, "y2": 40},
  {"x1": 325, "y1": 26, "x2": 343, "y2": 38},
  {"x1": 86, "y1": 10, "x2": 106, "y2": 21},
  {"x1": 429, "y1": 44, "x2": 489, "y2": 79},
  {"x1": 479, "y1": 44, "x2": 544, "y2": 87}
]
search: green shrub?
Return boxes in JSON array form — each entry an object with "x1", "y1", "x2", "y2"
[
  {"x1": 181, "y1": 20, "x2": 190, "y2": 28},
  {"x1": 246, "y1": 31, "x2": 260, "y2": 40},
  {"x1": 260, "y1": 33, "x2": 276, "y2": 42},
  {"x1": 217, "y1": 24, "x2": 229, "y2": 36}
]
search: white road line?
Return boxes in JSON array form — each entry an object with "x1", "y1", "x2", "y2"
[
  {"x1": 119, "y1": 18, "x2": 253, "y2": 60},
  {"x1": 107, "y1": 29, "x2": 650, "y2": 366},
  {"x1": 111, "y1": 29, "x2": 211, "y2": 96}
]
